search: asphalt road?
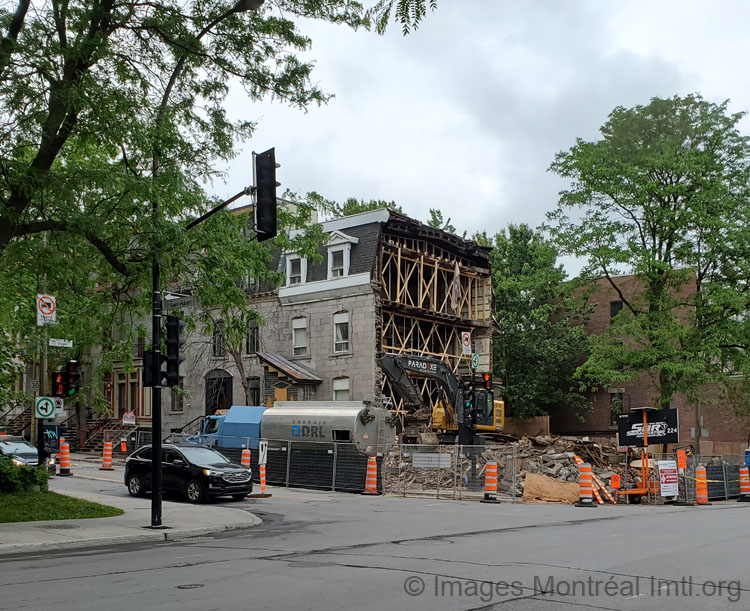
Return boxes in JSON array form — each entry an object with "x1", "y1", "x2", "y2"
[{"x1": 1, "y1": 461, "x2": 749, "y2": 610}]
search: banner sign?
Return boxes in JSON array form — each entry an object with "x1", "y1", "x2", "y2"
[
  {"x1": 657, "y1": 460, "x2": 679, "y2": 497},
  {"x1": 617, "y1": 408, "x2": 679, "y2": 446}
]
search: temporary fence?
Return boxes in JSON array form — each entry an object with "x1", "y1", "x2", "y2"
[
  {"x1": 105, "y1": 428, "x2": 152, "y2": 454},
  {"x1": 384, "y1": 443, "x2": 518, "y2": 501}
]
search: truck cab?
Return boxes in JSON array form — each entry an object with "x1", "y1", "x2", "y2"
[{"x1": 199, "y1": 406, "x2": 266, "y2": 449}]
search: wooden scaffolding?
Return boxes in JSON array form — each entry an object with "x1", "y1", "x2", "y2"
[{"x1": 376, "y1": 220, "x2": 493, "y2": 436}]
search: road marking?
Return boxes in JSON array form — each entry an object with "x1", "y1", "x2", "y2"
[{"x1": 72, "y1": 474, "x2": 121, "y2": 483}]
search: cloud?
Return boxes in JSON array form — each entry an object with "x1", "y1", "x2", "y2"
[{"x1": 216, "y1": 0, "x2": 750, "y2": 274}]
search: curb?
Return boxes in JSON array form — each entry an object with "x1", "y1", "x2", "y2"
[{"x1": 0, "y1": 516, "x2": 262, "y2": 555}]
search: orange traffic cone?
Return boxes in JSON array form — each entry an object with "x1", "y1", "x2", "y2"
[
  {"x1": 481, "y1": 461, "x2": 500, "y2": 503},
  {"x1": 738, "y1": 466, "x2": 750, "y2": 502},
  {"x1": 696, "y1": 465, "x2": 711, "y2": 505},
  {"x1": 100, "y1": 441, "x2": 114, "y2": 470},
  {"x1": 575, "y1": 462, "x2": 596, "y2": 507},
  {"x1": 58, "y1": 440, "x2": 72, "y2": 476},
  {"x1": 241, "y1": 448, "x2": 251, "y2": 469},
  {"x1": 363, "y1": 456, "x2": 379, "y2": 495}
]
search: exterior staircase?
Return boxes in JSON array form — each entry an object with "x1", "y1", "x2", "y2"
[{"x1": 1, "y1": 407, "x2": 32, "y2": 436}]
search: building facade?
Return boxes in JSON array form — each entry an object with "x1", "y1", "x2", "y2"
[{"x1": 550, "y1": 274, "x2": 750, "y2": 454}]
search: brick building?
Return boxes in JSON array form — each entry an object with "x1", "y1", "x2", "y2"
[{"x1": 550, "y1": 274, "x2": 750, "y2": 454}]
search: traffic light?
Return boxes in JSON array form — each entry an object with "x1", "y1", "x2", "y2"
[
  {"x1": 165, "y1": 315, "x2": 186, "y2": 387},
  {"x1": 51, "y1": 370, "x2": 65, "y2": 397},
  {"x1": 142, "y1": 349, "x2": 165, "y2": 387},
  {"x1": 481, "y1": 371, "x2": 492, "y2": 390},
  {"x1": 254, "y1": 147, "x2": 279, "y2": 242},
  {"x1": 63, "y1": 360, "x2": 81, "y2": 397}
]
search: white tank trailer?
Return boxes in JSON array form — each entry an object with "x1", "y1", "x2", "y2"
[
  {"x1": 261, "y1": 401, "x2": 396, "y2": 453},
  {"x1": 261, "y1": 401, "x2": 396, "y2": 492}
]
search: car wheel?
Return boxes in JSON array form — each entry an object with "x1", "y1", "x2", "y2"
[
  {"x1": 231, "y1": 493, "x2": 248, "y2": 501},
  {"x1": 127, "y1": 474, "x2": 145, "y2": 497},
  {"x1": 185, "y1": 479, "x2": 205, "y2": 503}
]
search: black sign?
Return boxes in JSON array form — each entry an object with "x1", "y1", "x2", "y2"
[
  {"x1": 43, "y1": 424, "x2": 60, "y2": 454},
  {"x1": 617, "y1": 408, "x2": 679, "y2": 446}
]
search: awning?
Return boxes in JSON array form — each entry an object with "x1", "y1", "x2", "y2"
[{"x1": 255, "y1": 352, "x2": 323, "y2": 384}]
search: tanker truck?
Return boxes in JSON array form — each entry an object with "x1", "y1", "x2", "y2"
[{"x1": 190, "y1": 401, "x2": 396, "y2": 492}]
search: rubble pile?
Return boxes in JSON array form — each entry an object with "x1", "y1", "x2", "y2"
[{"x1": 385, "y1": 434, "x2": 626, "y2": 499}]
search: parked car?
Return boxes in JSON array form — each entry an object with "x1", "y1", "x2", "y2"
[
  {"x1": 124, "y1": 443, "x2": 252, "y2": 503},
  {"x1": 0, "y1": 437, "x2": 56, "y2": 472}
]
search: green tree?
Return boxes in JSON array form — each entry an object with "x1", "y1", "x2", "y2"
[
  {"x1": 426, "y1": 208, "x2": 457, "y2": 234},
  {"x1": 491, "y1": 224, "x2": 590, "y2": 418},
  {"x1": 548, "y1": 94, "x2": 750, "y2": 442}
]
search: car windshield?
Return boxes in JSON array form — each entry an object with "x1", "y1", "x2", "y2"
[
  {"x1": 0, "y1": 441, "x2": 37, "y2": 454},
  {"x1": 179, "y1": 447, "x2": 230, "y2": 466}
]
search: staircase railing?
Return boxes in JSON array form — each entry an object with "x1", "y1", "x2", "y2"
[{"x1": 178, "y1": 414, "x2": 206, "y2": 436}]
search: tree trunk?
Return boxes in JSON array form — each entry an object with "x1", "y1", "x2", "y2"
[{"x1": 228, "y1": 346, "x2": 251, "y2": 405}]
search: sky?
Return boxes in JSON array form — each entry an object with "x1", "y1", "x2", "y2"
[{"x1": 215, "y1": 0, "x2": 750, "y2": 274}]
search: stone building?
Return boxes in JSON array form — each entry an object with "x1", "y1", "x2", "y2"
[{"x1": 159, "y1": 208, "x2": 495, "y2": 437}]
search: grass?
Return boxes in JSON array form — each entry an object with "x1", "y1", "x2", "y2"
[{"x1": 0, "y1": 491, "x2": 124, "y2": 523}]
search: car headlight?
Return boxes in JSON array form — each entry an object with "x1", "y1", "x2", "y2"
[
  {"x1": 12, "y1": 458, "x2": 24, "y2": 466},
  {"x1": 47, "y1": 457, "x2": 55, "y2": 465},
  {"x1": 203, "y1": 469, "x2": 221, "y2": 476}
]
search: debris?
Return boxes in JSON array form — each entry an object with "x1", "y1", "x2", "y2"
[{"x1": 523, "y1": 473, "x2": 579, "y2": 504}]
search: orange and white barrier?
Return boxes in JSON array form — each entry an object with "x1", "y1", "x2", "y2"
[
  {"x1": 100, "y1": 441, "x2": 114, "y2": 471},
  {"x1": 58, "y1": 440, "x2": 72, "y2": 476},
  {"x1": 695, "y1": 465, "x2": 710, "y2": 505},
  {"x1": 120, "y1": 439, "x2": 127, "y2": 453},
  {"x1": 260, "y1": 464, "x2": 266, "y2": 493},
  {"x1": 575, "y1": 462, "x2": 596, "y2": 508},
  {"x1": 241, "y1": 448, "x2": 251, "y2": 469},
  {"x1": 363, "y1": 456, "x2": 379, "y2": 495},
  {"x1": 481, "y1": 461, "x2": 500, "y2": 503},
  {"x1": 574, "y1": 455, "x2": 614, "y2": 504},
  {"x1": 738, "y1": 466, "x2": 750, "y2": 502}
]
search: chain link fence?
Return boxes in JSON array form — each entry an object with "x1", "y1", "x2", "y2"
[{"x1": 384, "y1": 444, "x2": 518, "y2": 501}]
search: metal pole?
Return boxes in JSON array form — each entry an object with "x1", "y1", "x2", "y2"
[
  {"x1": 285, "y1": 440, "x2": 291, "y2": 487},
  {"x1": 150, "y1": 211, "x2": 164, "y2": 528},
  {"x1": 512, "y1": 446, "x2": 517, "y2": 503},
  {"x1": 331, "y1": 443, "x2": 337, "y2": 492}
]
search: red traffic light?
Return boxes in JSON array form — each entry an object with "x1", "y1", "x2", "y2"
[{"x1": 482, "y1": 371, "x2": 492, "y2": 390}]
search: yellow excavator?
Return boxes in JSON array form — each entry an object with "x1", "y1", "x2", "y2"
[{"x1": 378, "y1": 353, "x2": 504, "y2": 444}]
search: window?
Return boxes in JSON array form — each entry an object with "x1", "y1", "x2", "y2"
[
  {"x1": 170, "y1": 377, "x2": 184, "y2": 413},
  {"x1": 610, "y1": 300, "x2": 623, "y2": 320},
  {"x1": 334, "y1": 312, "x2": 350, "y2": 353},
  {"x1": 330, "y1": 249, "x2": 345, "y2": 278},
  {"x1": 292, "y1": 317, "x2": 308, "y2": 356},
  {"x1": 333, "y1": 377, "x2": 350, "y2": 401},
  {"x1": 213, "y1": 322, "x2": 225, "y2": 357},
  {"x1": 246, "y1": 323, "x2": 259, "y2": 354},
  {"x1": 287, "y1": 256, "x2": 306, "y2": 285},
  {"x1": 247, "y1": 376, "x2": 261, "y2": 405},
  {"x1": 610, "y1": 391, "x2": 624, "y2": 426}
]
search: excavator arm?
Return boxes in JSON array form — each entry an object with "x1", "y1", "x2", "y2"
[{"x1": 378, "y1": 353, "x2": 465, "y2": 422}]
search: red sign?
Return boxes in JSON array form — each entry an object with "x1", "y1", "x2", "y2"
[{"x1": 676, "y1": 449, "x2": 687, "y2": 469}]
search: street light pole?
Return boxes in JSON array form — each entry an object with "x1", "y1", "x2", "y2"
[{"x1": 149, "y1": 0, "x2": 264, "y2": 529}]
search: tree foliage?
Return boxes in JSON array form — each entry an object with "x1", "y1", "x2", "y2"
[
  {"x1": 548, "y1": 94, "x2": 750, "y2": 416},
  {"x1": 491, "y1": 224, "x2": 590, "y2": 418}
]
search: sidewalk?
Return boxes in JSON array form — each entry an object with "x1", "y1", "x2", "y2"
[{"x1": 0, "y1": 462, "x2": 262, "y2": 554}]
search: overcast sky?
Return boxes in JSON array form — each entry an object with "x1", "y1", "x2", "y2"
[{"x1": 216, "y1": 0, "x2": 750, "y2": 273}]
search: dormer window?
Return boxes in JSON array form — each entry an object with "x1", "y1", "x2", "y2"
[
  {"x1": 286, "y1": 255, "x2": 307, "y2": 286},
  {"x1": 327, "y1": 230, "x2": 358, "y2": 280},
  {"x1": 330, "y1": 249, "x2": 345, "y2": 278}
]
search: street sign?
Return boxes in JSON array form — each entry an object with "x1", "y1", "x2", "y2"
[
  {"x1": 461, "y1": 331, "x2": 471, "y2": 355},
  {"x1": 30, "y1": 380, "x2": 39, "y2": 392},
  {"x1": 163, "y1": 294, "x2": 194, "y2": 310},
  {"x1": 49, "y1": 338, "x2": 73, "y2": 348},
  {"x1": 35, "y1": 397, "x2": 56, "y2": 419},
  {"x1": 36, "y1": 294, "x2": 57, "y2": 326},
  {"x1": 471, "y1": 353, "x2": 479, "y2": 369},
  {"x1": 123, "y1": 412, "x2": 136, "y2": 426},
  {"x1": 259, "y1": 440, "x2": 268, "y2": 466},
  {"x1": 53, "y1": 398, "x2": 64, "y2": 415}
]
